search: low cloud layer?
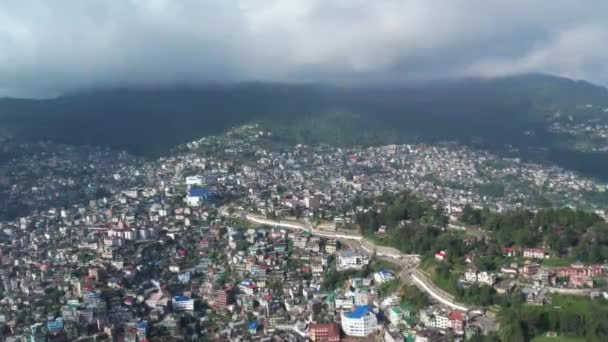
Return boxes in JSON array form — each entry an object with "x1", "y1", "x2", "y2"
[{"x1": 1, "y1": 0, "x2": 608, "y2": 96}]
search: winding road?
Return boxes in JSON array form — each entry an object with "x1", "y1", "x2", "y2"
[{"x1": 220, "y1": 207, "x2": 473, "y2": 312}]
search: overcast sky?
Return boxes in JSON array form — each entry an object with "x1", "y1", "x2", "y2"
[{"x1": 1, "y1": 0, "x2": 607, "y2": 97}]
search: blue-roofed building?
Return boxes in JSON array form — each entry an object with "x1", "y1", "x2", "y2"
[
  {"x1": 248, "y1": 321, "x2": 258, "y2": 334},
  {"x1": 185, "y1": 187, "x2": 215, "y2": 207},
  {"x1": 137, "y1": 321, "x2": 147, "y2": 340},
  {"x1": 47, "y1": 317, "x2": 64, "y2": 332},
  {"x1": 341, "y1": 305, "x2": 378, "y2": 337},
  {"x1": 172, "y1": 295, "x2": 194, "y2": 311}
]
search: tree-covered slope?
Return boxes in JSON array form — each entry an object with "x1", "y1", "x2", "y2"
[{"x1": 1, "y1": 73, "x2": 607, "y2": 174}]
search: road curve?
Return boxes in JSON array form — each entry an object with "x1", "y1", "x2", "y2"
[{"x1": 220, "y1": 207, "x2": 472, "y2": 311}]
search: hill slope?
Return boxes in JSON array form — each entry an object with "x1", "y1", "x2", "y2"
[{"x1": 1, "y1": 73, "x2": 608, "y2": 177}]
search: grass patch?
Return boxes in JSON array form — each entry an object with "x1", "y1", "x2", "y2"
[
  {"x1": 550, "y1": 294, "x2": 593, "y2": 313},
  {"x1": 531, "y1": 336, "x2": 586, "y2": 342}
]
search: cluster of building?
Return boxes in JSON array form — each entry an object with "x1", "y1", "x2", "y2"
[
  {"x1": 2, "y1": 124, "x2": 608, "y2": 340},
  {"x1": 547, "y1": 108, "x2": 608, "y2": 153},
  {"x1": 0, "y1": 141, "x2": 144, "y2": 222}
]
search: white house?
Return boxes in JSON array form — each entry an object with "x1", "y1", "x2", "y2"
[
  {"x1": 477, "y1": 271, "x2": 497, "y2": 286},
  {"x1": 464, "y1": 270, "x2": 496, "y2": 286},
  {"x1": 523, "y1": 248, "x2": 548, "y2": 259}
]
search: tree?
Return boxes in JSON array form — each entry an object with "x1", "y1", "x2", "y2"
[{"x1": 498, "y1": 308, "x2": 526, "y2": 342}]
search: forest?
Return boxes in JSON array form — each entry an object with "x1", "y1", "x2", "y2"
[{"x1": 461, "y1": 205, "x2": 608, "y2": 262}]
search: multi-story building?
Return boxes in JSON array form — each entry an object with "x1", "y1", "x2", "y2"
[
  {"x1": 325, "y1": 240, "x2": 338, "y2": 254},
  {"x1": 336, "y1": 249, "x2": 369, "y2": 271},
  {"x1": 448, "y1": 311, "x2": 465, "y2": 334},
  {"x1": 341, "y1": 305, "x2": 378, "y2": 337},
  {"x1": 172, "y1": 296, "x2": 194, "y2": 311},
  {"x1": 304, "y1": 195, "x2": 321, "y2": 209},
  {"x1": 309, "y1": 323, "x2": 340, "y2": 341},
  {"x1": 214, "y1": 286, "x2": 234, "y2": 309}
]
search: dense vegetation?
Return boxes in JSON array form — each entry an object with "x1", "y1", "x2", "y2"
[
  {"x1": 461, "y1": 205, "x2": 608, "y2": 262},
  {"x1": 498, "y1": 295, "x2": 608, "y2": 342},
  {"x1": 353, "y1": 192, "x2": 457, "y2": 258},
  {"x1": 2, "y1": 74, "x2": 608, "y2": 179},
  {"x1": 352, "y1": 192, "x2": 608, "y2": 341}
]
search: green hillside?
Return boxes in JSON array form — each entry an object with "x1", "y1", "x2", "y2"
[{"x1": 1, "y1": 74, "x2": 608, "y2": 178}]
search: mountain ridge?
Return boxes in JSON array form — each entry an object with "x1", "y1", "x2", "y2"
[{"x1": 1, "y1": 73, "x2": 608, "y2": 179}]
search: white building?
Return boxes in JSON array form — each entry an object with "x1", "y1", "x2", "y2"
[
  {"x1": 304, "y1": 196, "x2": 321, "y2": 209},
  {"x1": 186, "y1": 176, "x2": 204, "y2": 186},
  {"x1": 420, "y1": 308, "x2": 449, "y2": 330},
  {"x1": 434, "y1": 311, "x2": 449, "y2": 329},
  {"x1": 172, "y1": 296, "x2": 194, "y2": 311},
  {"x1": 523, "y1": 248, "x2": 547, "y2": 259},
  {"x1": 477, "y1": 271, "x2": 497, "y2": 285},
  {"x1": 464, "y1": 270, "x2": 496, "y2": 286},
  {"x1": 388, "y1": 306, "x2": 404, "y2": 326},
  {"x1": 341, "y1": 305, "x2": 378, "y2": 337},
  {"x1": 464, "y1": 270, "x2": 478, "y2": 283},
  {"x1": 374, "y1": 269, "x2": 396, "y2": 284},
  {"x1": 337, "y1": 249, "x2": 370, "y2": 271}
]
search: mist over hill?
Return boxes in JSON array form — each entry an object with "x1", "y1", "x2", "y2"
[{"x1": 1, "y1": 73, "x2": 608, "y2": 179}]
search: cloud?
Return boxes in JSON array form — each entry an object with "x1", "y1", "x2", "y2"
[{"x1": 0, "y1": 0, "x2": 608, "y2": 96}]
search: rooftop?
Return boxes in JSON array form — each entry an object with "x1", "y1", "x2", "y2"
[{"x1": 345, "y1": 305, "x2": 374, "y2": 319}]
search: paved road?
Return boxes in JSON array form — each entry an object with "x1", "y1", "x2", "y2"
[{"x1": 220, "y1": 207, "x2": 473, "y2": 312}]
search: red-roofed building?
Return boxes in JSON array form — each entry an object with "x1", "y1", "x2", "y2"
[
  {"x1": 448, "y1": 311, "x2": 465, "y2": 334},
  {"x1": 435, "y1": 250, "x2": 447, "y2": 261},
  {"x1": 502, "y1": 246, "x2": 519, "y2": 257}
]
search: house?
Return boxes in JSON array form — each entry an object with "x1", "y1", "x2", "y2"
[
  {"x1": 435, "y1": 250, "x2": 447, "y2": 261},
  {"x1": 521, "y1": 263, "x2": 540, "y2": 277},
  {"x1": 502, "y1": 247, "x2": 518, "y2": 257},
  {"x1": 477, "y1": 272, "x2": 496, "y2": 286},
  {"x1": 464, "y1": 270, "x2": 478, "y2": 283},
  {"x1": 374, "y1": 269, "x2": 396, "y2": 284},
  {"x1": 419, "y1": 308, "x2": 449, "y2": 329},
  {"x1": 500, "y1": 266, "x2": 518, "y2": 278},
  {"x1": 523, "y1": 248, "x2": 548, "y2": 259},
  {"x1": 448, "y1": 311, "x2": 465, "y2": 334}
]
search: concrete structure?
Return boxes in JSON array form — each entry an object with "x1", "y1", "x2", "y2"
[
  {"x1": 336, "y1": 249, "x2": 369, "y2": 271},
  {"x1": 172, "y1": 296, "x2": 194, "y2": 311},
  {"x1": 309, "y1": 323, "x2": 340, "y2": 341},
  {"x1": 341, "y1": 305, "x2": 378, "y2": 337}
]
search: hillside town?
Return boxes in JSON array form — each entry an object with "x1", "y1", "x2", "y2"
[{"x1": 1, "y1": 125, "x2": 608, "y2": 341}]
